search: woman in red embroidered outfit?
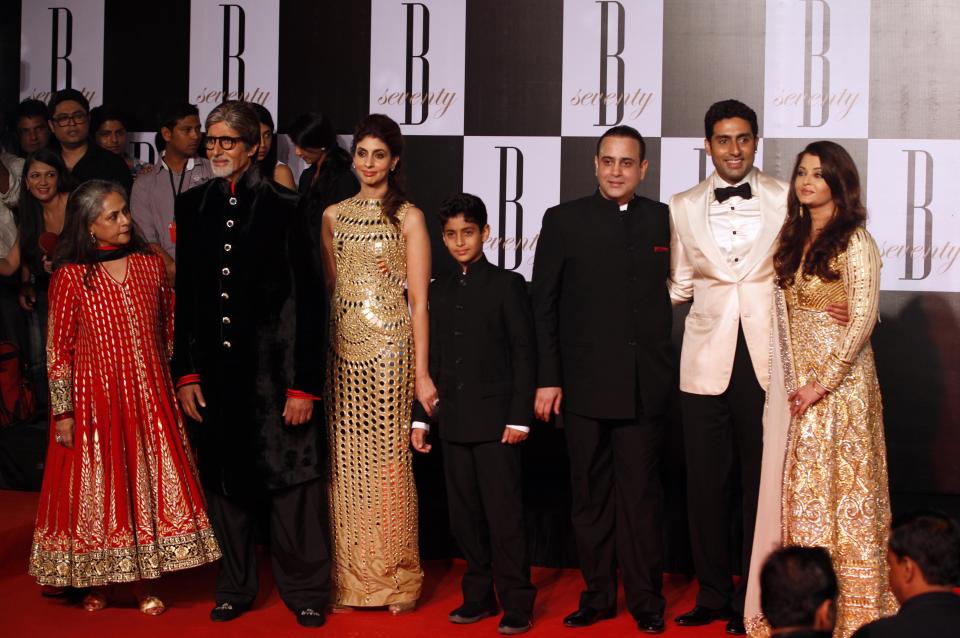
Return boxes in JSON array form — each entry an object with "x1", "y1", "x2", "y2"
[{"x1": 28, "y1": 180, "x2": 220, "y2": 614}]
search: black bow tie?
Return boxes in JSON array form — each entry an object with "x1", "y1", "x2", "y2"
[{"x1": 715, "y1": 182, "x2": 752, "y2": 203}]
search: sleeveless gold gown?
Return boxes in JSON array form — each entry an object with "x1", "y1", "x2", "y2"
[{"x1": 326, "y1": 197, "x2": 423, "y2": 607}]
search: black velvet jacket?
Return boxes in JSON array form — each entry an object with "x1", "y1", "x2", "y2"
[
  {"x1": 531, "y1": 191, "x2": 675, "y2": 420},
  {"x1": 172, "y1": 172, "x2": 327, "y2": 494},
  {"x1": 412, "y1": 256, "x2": 536, "y2": 443}
]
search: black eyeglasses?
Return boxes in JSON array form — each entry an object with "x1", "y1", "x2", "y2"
[
  {"x1": 51, "y1": 112, "x2": 87, "y2": 127},
  {"x1": 204, "y1": 135, "x2": 243, "y2": 151}
]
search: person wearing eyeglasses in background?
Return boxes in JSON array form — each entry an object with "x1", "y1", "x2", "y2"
[
  {"x1": 46, "y1": 89, "x2": 132, "y2": 193},
  {"x1": 173, "y1": 101, "x2": 331, "y2": 628}
]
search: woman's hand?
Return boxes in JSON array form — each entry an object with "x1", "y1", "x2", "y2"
[
  {"x1": 54, "y1": 417, "x2": 75, "y2": 449},
  {"x1": 788, "y1": 380, "x2": 828, "y2": 417},
  {"x1": 416, "y1": 375, "x2": 438, "y2": 418}
]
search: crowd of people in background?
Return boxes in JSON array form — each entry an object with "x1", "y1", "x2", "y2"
[{"x1": 0, "y1": 90, "x2": 956, "y2": 636}]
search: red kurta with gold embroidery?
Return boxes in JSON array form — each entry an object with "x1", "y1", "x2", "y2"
[{"x1": 29, "y1": 253, "x2": 220, "y2": 587}]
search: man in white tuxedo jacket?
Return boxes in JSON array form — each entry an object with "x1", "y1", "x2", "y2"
[{"x1": 668, "y1": 100, "x2": 784, "y2": 635}]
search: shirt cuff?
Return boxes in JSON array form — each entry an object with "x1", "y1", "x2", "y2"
[
  {"x1": 176, "y1": 373, "x2": 201, "y2": 389},
  {"x1": 287, "y1": 389, "x2": 321, "y2": 401},
  {"x1": 412, "y1": 421, "x2": 430, "y2": 433},
  {"x1": 506, "y1": 425, "x2": 530, "y2": 433}
]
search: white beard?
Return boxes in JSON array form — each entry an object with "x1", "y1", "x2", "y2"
[{"x1": 211, "y1": 156, "x2": 236, "y2": 178}]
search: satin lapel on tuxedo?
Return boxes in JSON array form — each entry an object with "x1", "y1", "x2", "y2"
[
  {"x1": 737, "y1": 174, "x2": 785, "y2": 279},
  {"x1": 685, "y1": 177, "x2": 737, "y2": 280}
]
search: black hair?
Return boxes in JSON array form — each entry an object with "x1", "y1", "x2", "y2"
[
  {"x1": 889, "y1": 510, "x2": 960, "y2": 586},
  {"x1": 596, "y1": 124, "x2": 646, "y2": 161},
  {"x1": 439, "y1": 193, "x2": 488, "y2": 228},
  {"x1": 15, "y1": 99, "x2": 49, "y2": 122},
  {"x1": 48, "y1": 89, "x2": 90, "y2": 116},
  {"x1": 157, "y1": 102, "x2": 200, "y2": 132},
  {"x1": 247, "y1": 102, "x2": 278, "y2": 178},
  {"x1": 704, "y1": 99, "x2": 759, "y2": 140},
  {"x1": 89, "y1": 105, "x2": 128, "y2": 137},
  {"x1": 760, "y1": 546, "x2": 838, "y2": 629},
  {"x1": 289, "y1": 112, "x2": 338, "y2": 151},
  {"x1": 18, "y1": 149, "x2": 76, "y2": 279},
  {"x1": 54, "y1": 180, "x2": 149, "y2": 286},
  {"x1": 352, "y1": 114, "x2": 407, "y2": 226}
]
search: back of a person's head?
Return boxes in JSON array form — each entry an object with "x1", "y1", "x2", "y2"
[
  {"x1": 889, "y1": 510, "x2": 960, "y2": 587},
  {"x1": 761, "y1": 546, "x2": 838, "y2": 629}
]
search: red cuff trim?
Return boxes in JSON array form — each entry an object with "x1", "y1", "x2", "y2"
[
  {"x1": 54, "y1": 411, "x2": 74, "y2": 422},
  {"x1": 176, "y1": 374, "x2": 201, "y2": 389},
  {"x1": 287, "y1": 389, "x2": 320, "y2": 401}
]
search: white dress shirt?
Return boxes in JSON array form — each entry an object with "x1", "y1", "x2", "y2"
[{"x1": 708, "y1": 169, "x2": 762, "y2": 273}]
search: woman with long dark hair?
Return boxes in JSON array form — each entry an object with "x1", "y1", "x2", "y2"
[
  {"x1": 745, "y1": 141, "x2": 896, "y2": 637},
  {"x1": 248, "y1": 102, "x2": 296, "y2": 190},
  {"x1": 288, "y1": 112, "x2": 358, "y2": 274},
  {"x1": 29, "y1": 180, "x2": 220, "y2": 614},
  {"x1": 5, "y1": 149, "x2": 74, "y2": 407},
  {"x1": 321, "y1": 113, "x2": 433, "y2": 613}
]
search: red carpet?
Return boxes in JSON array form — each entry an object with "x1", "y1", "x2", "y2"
[{"x1": 1, "y1": 490, "x2": 731, "y2": 637}]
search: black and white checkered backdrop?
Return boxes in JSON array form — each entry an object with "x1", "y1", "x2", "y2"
[{"x1": 6, "y1": 0, "x2": 960, "y2": 508}]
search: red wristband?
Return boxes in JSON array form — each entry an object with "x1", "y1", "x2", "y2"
[
  {"x1": 176, "y1": 373, "x2": 201, "y2": 389},
  {"x1": 287, "y1": 389, "x2": 320, "y2": 401}
]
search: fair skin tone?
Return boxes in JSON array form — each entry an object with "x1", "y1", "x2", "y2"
[
  {"x1": 55, "y1": 191, "x2": 165, "y2": 613},
  {"x1": 410, "y1": 215, "x2": 527, "y2": 453},
  {"x1": 788, "y1": 153, "x2": 850, "y2": 417},
  {"x1": 534, "y1": 135, "x2": 648, "y2": 421},
  {"x1": 257, "y1": 122, "x2": 296, "y2": 190},
  {"x1": 15, "y1": 162, "x2": 67, "y2": 305},
  {"x1": 294, "y1": 145, "x2": 325, "y2": 167},
  {"x1": 49, "y1": 100, "x2": 89, "y2": 169},
  {"x1": 54, "y1": 191, "x2": 132, "y2": 449},
  {"x1": 17, "y1": 115, "x2": 50, "y2": 154},
  {"x1": 320, "y1": 134, "x2": 437, "y2": 419},
  {"x1": 705, "y1": 117, "x2": 758, "y2": 186},
  {"x1": 178, "y1": 121, "x2": 312, "y2": 426}
]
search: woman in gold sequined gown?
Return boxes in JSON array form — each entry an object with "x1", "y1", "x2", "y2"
[
  {"x1": 320, "y1": 114, "x2": 433, "y2": 612},
  {"x1": 745, "y1": 142, "x2": 896, "y2": 637}
]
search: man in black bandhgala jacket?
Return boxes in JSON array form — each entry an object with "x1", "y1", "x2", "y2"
[
  {"x1": 172, "y1": 101, "x2": 329, "y2": 628},
  {"x1": 531, "y1": 125, "x2": 674, "y2": 634}
]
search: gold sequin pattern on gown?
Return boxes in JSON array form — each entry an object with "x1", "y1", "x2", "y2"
[
  {"x1": 781, "y1": 229, "x2": 897, "y2": 637},
  {"x1": 326, "y1": 198, "x2": 423, "y2": 607}
]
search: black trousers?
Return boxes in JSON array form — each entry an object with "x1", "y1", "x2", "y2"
[
  {"x1": 680, "y1": 324, "x2": 764, "y2": 614},
  {"x1": 443, "y1": 439, "x2": 536, "y2": 615},
  {"x1": 204, "y1": 477, "x2": 331, "y2": 612},
  {"x1": 563, "y1": 409, "x2": 665, "y2": 617}
]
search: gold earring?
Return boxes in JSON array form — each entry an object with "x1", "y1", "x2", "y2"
[{"x1": 799, "y1": 205, "x2": 805, "y2": 219}]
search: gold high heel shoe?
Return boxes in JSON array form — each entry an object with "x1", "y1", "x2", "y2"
[
  {"x1": 82, "y1": 588, "x2": 108, "y2": 612},
  {"x1": 138, "y1": 595, "x2": 167, "y2": 616},
  {"x1": 388, "y1": 600, "x2": 416, "y2": 615}
]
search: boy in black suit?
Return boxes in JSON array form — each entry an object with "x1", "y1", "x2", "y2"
[{"x1": 412, "y1": 193, "x2": 537, "y2": 635}]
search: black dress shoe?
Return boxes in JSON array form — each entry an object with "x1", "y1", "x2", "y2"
[
  {"x1": 448, "y1": 601, "x2": 499, "y2": 624},
  {"x1": 673, "y1": 605, "x2": 734, "y2": 626},
  {"x1": 296, "y1": 608, "x2": 326, "y2": 628},
  {"x1": 498, "y1": 611, "x2": 533, "y2": 635},
  {"x1": 725, "y1": 616, "x2": 746, "y2": 635},
  {"x1": 635, "y1": 612, "x2": 665, "y2": 634},
  {"x1": 562, "y1": 606, "x2": 616, "y2": 627},
  {"x1": 210, "y1": 601, "x2": 249, "y2": 622}
]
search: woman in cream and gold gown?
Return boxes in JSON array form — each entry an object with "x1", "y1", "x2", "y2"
[
  {"x1": 745, "y1": 142, "x2": 897, "y2": 637},
  {"x1": 320, "y1": 114, "x2": 434, "y2": 613}
]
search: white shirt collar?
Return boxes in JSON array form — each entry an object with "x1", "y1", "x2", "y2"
[{"x1": 160, "y1": 151, "x2": 196, "y2": 173}]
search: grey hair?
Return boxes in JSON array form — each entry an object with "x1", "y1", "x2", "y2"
[{"x1": 205, "y1": 100, "x2": 261, "y2": 148}]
